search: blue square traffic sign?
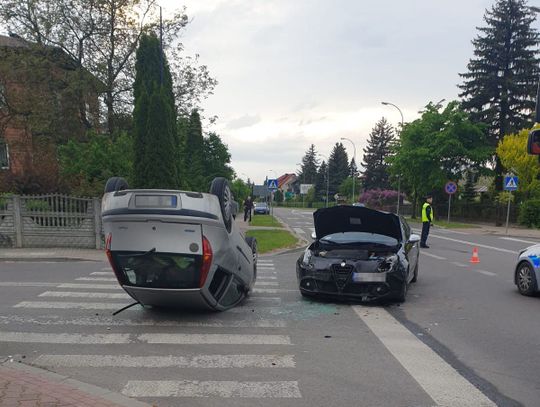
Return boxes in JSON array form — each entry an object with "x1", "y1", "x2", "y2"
[{"x1": 503, "y1": 176, "x2": 518, "y2": 191}]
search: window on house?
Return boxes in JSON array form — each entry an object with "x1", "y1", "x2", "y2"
[{"x1": 0, "y1": 141, "x2": 9, "y2": 169}]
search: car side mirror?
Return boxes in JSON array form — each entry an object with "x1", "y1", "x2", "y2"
[
  {"x1": 408, "y1": 234, "x2": 421, "y2": 244},
  {"x1": 311, "y1": 232, "x2": 317, "y2": 240},
  {"x1": 527, "y1": 129, "x2": 540, "y2": 155}
]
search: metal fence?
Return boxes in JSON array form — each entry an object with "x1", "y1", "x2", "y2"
[{"x1": 0, "y1": 194, "x2": 102, "y2": 249}]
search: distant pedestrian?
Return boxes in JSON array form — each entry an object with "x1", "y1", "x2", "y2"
[
  {"x1": 243, "y1": 196, "x2": 253, "y2": 222},
  {"x1": 421, "y1": 194, "x2": 434, "y2": 248}
]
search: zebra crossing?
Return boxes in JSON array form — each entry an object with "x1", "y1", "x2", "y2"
[{"x1": 1, "y1": 258, "x2": 304, "y2": 403}]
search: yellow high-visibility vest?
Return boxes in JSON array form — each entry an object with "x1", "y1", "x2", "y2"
[{"x1": 422, "y1": 202, "x2": 433, "y2": 222}]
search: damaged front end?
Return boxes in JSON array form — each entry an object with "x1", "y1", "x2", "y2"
[{"x1": 296, "y1": 245, "x2": 407, "y2": 302}]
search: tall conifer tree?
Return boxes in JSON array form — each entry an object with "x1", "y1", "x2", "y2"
[
  {"x1": 361, "y1": 117, "x2": 395, "y2": 191},
  {"x1": 185, "y1": 109, "x2": 205, "y2": 190},
  {"x1": 132, "y1": 32, "x2": 178, "y2": 189},
  {"x1": 298, "y1": 144, "x2": 319, "y2": 184},
  {"x1": 459, "y1": 0, "x2": 540, "y2": 189},
  {"x1": 328, "y1": 143, "x2": 349, "y2": 197}
]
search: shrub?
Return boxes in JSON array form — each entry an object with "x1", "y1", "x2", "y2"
[
  {"x1": 518, "y1": 199, "x2": 540, "y2": 228},
  {"x1": 25, "y1": 199, "x2": 50, "y2": 212},
  {"x1": 359, "y1": 189, "x2": 405, "y2": 209}
]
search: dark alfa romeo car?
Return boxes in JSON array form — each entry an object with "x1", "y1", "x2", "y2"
[{"x1": 297, "y1": 205, "x2": 420, "y2": 302}]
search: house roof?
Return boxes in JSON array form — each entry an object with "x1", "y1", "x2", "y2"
[
  {"x1": 277, "y1": 173, "x2": 297, "y2": 188},
  {"x1": 0, "y1": 34, "x2": 30, "y2": 49}
]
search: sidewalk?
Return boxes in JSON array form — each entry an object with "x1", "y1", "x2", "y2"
[
  {"x1": 0, "y1": 248, "x2": 106, "y2": 262},
  {"x1": 0, "y1": 361, "x2": 151, "y2": 407}
]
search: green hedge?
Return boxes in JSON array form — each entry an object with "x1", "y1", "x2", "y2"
[{"x1": 518, "y1": 199, "x2": 540, "y2": 228}]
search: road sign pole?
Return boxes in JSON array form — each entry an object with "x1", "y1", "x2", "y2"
[
  {"x1": 505, "y1": 192, "x2": 512, "y2": 235},
  {"x1": 447, "y1": 193, "x2": 452, "y2": 223}
]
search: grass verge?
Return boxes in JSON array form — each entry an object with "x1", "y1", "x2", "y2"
[
  {"x1": 249, "y1": 214, "x2": 283, "y2": 227},
  {"x1": 246, "y1": 229, "x2": 298, "y2": 253}
]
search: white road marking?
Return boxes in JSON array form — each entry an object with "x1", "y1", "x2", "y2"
[
  {"x1": 90, "y1": 271, "x2": 114, "y2": 276},
  {"x1": 76, "y1": 277, "x2": 117, "y2": 282},
  {"x1": 258, "y1": 266, "x2": 275, "y2": 269},
  {"x1": 499, "y1": 237, "x2": 537, "y2": 245},
  {"x1": 257, "y1": 276, "x2": 277, "y2": 280},
  {"x1": 57, "y1": 283, "x2": 121, "y2": 290},
  {"x1": 0, "y1": 282, "x2": 59, "y2": 287},
  {"x1": 34, "y1": 354, "x2": 295, "y2": 368},
  {"x1": 429, "y1": 234, "x2": 517, "y2": 254},
  {"x1": 353, "y1": 306, "x2": 496, "y2": 407},
  {"x1": 255, "y1": 282, "x2": 279, "y2": 287},
  {"x1": 253, "y1": 288, "x2": 279, "y2": 294},
  {"x1": 14, "y1": 301, "x2": 132, "y2": 310},
  {"x1": 122, "y1": 380, "x2": 302, "y2": 398},
  {"x1": 0, "y1": 315, "x2": 287, "y2": 328},
  {"x1": 476, "y1": 270, "x2": 496, "y2": 277},
  {"x1": 257, "y1": 260, "x2": 274, "y2": 264},
  {"x1": 309, "y1": 228, "x2": 316, "y2": 234},
  {"x1": 138, "y1": 334, "x2": 291, "y2": 345},
  {"x1": 101, "y1": 267, "x2": 112, "y2": 271},
  {"x1": 451, "y1": 262, "x2": 468, "y2": 268},
  {"x1": 438, "y1": 229, "x2": 470, "y2": 235},
  {"x1": 420, "y1": 252, "x2": 447, "y2": 260},
  {"x1": 38, "y1": 291, "x2": 130, "y2": 300},
  {"x1": 0, "y1": 331, "x2": 130, "y2": 344},
  {"x1": 294, "y1": 228, "x2": 306, "y2": 234}
]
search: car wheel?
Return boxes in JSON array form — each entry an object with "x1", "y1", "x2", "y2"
[
  {"x1": 411, "y1": 259, "x2": 419, "y2": 283},
  {"x1": 244, "y1": 236, "x2": 258, "y2": 279},
  {"x1": 516, "y1": 261, "x2": 538, "y2": 296},
  {"x1": 104, "y1": 177, "x2": 129, "y2": 193},
  {"x1": 210, "y1": 177, "x2": 233, "y2": 233}
]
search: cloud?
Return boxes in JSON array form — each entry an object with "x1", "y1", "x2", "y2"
[{"x1": 226, "y1": 114, "x2": 261, "y2": 129}]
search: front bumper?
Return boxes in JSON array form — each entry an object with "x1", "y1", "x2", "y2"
[{"x1": 296, "y1": 262, "x2": 405, "y2": 301}]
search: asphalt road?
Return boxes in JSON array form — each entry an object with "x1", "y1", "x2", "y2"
[{"x1": 0, "y1": 207, "x2": 538, "y2": 406}]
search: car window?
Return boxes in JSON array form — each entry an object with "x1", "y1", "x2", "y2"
[
  {"x1": 113, "y1": 252, "x2": 200, "y2": 289},
  {"x1": 320, "y1": 232, "x2": 398, "y2": 246}
]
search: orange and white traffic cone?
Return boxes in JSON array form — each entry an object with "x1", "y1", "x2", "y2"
[{"x1": 470, "y1": 247, "x2": 480, "y2": 264}]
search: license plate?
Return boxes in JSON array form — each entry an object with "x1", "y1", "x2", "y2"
[
  {"x1": 352, "y1": 273, "x2": 386, "y2": 282},
  {"x1": 134, "y1": 195, "x2": 177, "y2": 208}
]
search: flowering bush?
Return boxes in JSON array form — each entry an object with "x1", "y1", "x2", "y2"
[{"x1": 359, "y1": 189, "x2": 405, "y2": 210}]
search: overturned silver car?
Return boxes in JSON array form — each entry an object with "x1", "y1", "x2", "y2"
[
  {"x1": 101, "y1": 177, "x2": 257, "y2": 311},
  {"x1": 297, "y1": 205, "x2": 420, "y2": 302}
]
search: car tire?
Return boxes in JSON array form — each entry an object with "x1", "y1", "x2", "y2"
[
  {"x1": 210, "y1": 177, "x2": 233, "y2": 233},
  {"x1": 104, "y1": 177, "x2": 129, "y2": 193},
  {"x1": 516, "y1": 261, "x2": 538, "y2": 296},
  {"x1": 411, "y1": 259, "x2": 419, "y2": 283}
]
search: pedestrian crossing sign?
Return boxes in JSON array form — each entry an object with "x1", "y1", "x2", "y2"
[
  {"x1": 503, "y1": 176, "x2": 518, "y2": 191},
  {"x1": 267, "y1": 179, "x2": 278, "y2": 190}
]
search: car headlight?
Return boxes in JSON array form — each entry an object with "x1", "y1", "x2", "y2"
[
  {"x1": 378, "y1": 254, "x2": 398, "y2": 273},
  {"x1": 302, "y1": 250, "x2": 313, "y2": 268}
]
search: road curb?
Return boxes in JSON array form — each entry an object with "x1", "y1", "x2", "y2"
[{"x1": 1, "y1": 361, "x2": 152, "y2": 407}]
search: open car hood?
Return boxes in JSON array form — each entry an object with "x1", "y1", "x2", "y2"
[{"x1": 313, "y1": 205, "x2": 402, "y2": 241}]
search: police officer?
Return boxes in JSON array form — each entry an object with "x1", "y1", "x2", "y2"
[
  {"x1": 421, "y1": 194, "x2": 434, "y2": 248},
  {"x1": 243, "y1": 196, "x2": 253, "y2": 222}
]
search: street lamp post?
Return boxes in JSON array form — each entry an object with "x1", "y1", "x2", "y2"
[
  {"x1": 319, "y1": 154, "x2": 330, "y2": 208},
  {"x1": 381, "y1": 101, "x2": 404, "y2": 215},
  {"x1": 268, "y1": 169, "x2": 277, "y2": 217},
  {"x1": 340, "y1": 137, "x2": 356, "y2": 203}
]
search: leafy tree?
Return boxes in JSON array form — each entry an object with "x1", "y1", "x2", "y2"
[
  {"x1": 328, "y1": 143, "x2": 349, "y2": 197},
  {"x1": 305, "y1": 186, "x2": 316, "y2": 206},
  {"x1": 459, "y1": 0, "x2": 540, "y2": 189},
  {"x1": 388, "y1": 101, "x2": 491, "y2": 217},
  {"x1": 0, "y1": 0, "x2": 215, "y2": 132},
  {"x1": 231, "y1": 178, "x2": 251, "y2": 204},
  {"x1": 274, "y1": 189, "x2": 284, "y2": 203},
  {"x1": 496, "y1": 128, "x2": 540, "y2": 198},
  {"x1": 58, "y1": 131, "x2": 133, "y2": 196},
  {"x1": 339, "y1": 177, "x2": 357, "y2": 202},
  {"x1": 203, "y1": 132, "x2": 234, "y2": 187},
  {"x1": 361, "y1": 117, "x2": 395, "y2": 191},
  {"x1": 132, "y1": 33, "x2": 178, "y2": 189},
  {"x1": 298, "y1": 144, "x2": 319, "y2": 184}
]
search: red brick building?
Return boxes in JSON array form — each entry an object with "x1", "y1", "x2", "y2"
[{"x1": 0, "y1": 34, "x2": 102, "y2": 192}]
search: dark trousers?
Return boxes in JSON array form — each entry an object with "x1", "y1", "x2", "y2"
[
  {"x1": 421, "y1": 222, "x2": 430, "y2": 245},
  {"x1": 244, "y1": 208, "x2": 251, "y2": 222}
]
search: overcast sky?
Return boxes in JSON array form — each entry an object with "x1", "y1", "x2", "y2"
[{"x1": 161, "y1": 0, "x2": 509, "y2": 184}]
